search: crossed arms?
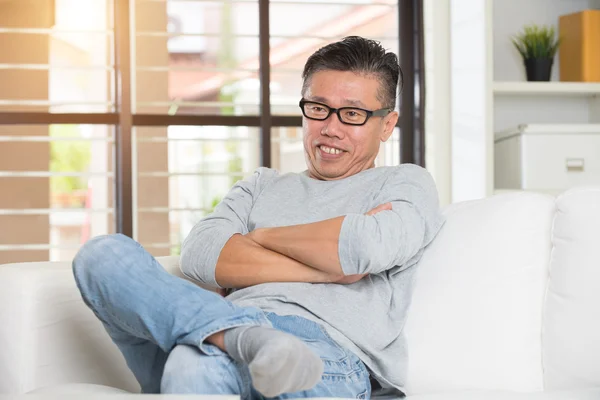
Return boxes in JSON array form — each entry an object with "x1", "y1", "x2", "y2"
[
  {"x1": 213, "y1": 203, "x2": 391, "y2": 288},
  {"x1": 180, "y1": 166, "x2": 443, "y2": 289}
]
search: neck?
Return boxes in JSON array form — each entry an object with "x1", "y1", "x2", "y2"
[{"x1": 307, "y1": 161, "x2": 376, "y2": 181}]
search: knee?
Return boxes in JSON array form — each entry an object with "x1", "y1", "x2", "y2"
[
  {"x1": 161, "y1": 345, "x2": 241, "y2": 394},
  {"x1": 72, "y1": 234, "x2": 136, "y2": 291}
]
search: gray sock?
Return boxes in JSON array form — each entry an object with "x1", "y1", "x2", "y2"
[{"x1": 223, "y1": 325, "x2": 324, "y2": 397}]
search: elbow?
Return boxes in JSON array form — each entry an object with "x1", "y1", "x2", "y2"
[
  {"x1": 179, "y1": 236, "x2": 210, "y2": 284},
  {"x1": 353, "y1": 222, "x2": 422, "y2": 274},
  {"x1": 179, "y1": 248, "x2": 190, "y2": 274},
  {"x1": 179, "y1": 228, "x2": 233, "y2": 288},
  {"x1": 358, "y1": 243, "x2": 395, "y2": 274},
  {"x1": 178, "y1": 241, "x2": 197, "y2": 281},
  {"x1": 339, "y1": 214, "x2": 391, "y2": 275},
  {"x1": 341, "y1": 235, "x2": 392, "y2": 275}
]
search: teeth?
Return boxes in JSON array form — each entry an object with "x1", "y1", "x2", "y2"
[{"x1": 320, "y1": 145, "x2": 342, "y2": 155}]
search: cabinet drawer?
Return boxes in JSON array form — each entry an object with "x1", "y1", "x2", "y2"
[{"x1": 521, "y1": 134, "x2": 600, "y2": 190}]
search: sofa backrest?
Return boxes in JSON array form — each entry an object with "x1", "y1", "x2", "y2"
[
  {"x1": 404, "y1": 191, "x2": 556, "y2": 395},
  {"x1": 543, "y1": 187, "x2": 600, "y2": 390}
]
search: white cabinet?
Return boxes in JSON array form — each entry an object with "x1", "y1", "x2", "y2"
[
  {"x1": 449, "y1": 0, "x2": 600, "y2": 201},
  {"x1": 495, "y1": 124, "x2": 600, "y2": 191},
  {"x1": 490, "y1": 0, "x2": 600, "y2": 196}
]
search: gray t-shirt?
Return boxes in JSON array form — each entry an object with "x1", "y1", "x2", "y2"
[{"x1": 180, "y1": 164, "x2": 445, "y2": 392}]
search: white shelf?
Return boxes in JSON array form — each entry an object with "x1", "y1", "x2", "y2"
[{"x1": 493, "y1": 82, "x2": 600, "y2": 97}]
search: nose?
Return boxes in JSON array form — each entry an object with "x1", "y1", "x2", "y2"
[{"x1": 321, "y1": 112, "x2": 346, "y2": 139}]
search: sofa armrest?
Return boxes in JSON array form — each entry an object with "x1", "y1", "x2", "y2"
[
  {"x1": 0, "y1": 255, "x2": 216, "y2": 394},
  {"x1": 0, "y1": 261, "x2": 140, "y2": 394}
]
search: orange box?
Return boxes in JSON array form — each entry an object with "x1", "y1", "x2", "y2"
[{"x1": 559, "y1": 10, "x2": 600, "y2": 82}]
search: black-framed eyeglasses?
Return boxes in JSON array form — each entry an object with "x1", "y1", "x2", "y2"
[{"x1": 299, "y1": 99, "x2": 392, "y2": 126}]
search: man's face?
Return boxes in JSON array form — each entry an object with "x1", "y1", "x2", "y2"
[{"x1": 301, "y1": 70, "x2": 399, "y2": 181}]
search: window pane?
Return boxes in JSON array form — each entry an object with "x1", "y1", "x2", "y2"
[
  {"x1": 0, "y1": 0, "x2": 115, "y2": 113},
  {"x1": 270, "y1": 126, "x2": 305, "y2": 173},
  {"x1": 269, "y1": 1, "x2": 399, "y2": 115},
  {"x1": 0, "y1": 124, "x2": 115, "y2": 264},
  {"x1": 133, "y1": 0, "x2": 260, "y2": 116},
  {"x1": 133, "y1": 126, "x2": 260, "y2": 256},
  {"x1": 270, "y1": 127, "x2": 400, "y2": 174}
]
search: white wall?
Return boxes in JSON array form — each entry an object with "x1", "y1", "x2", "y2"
[
  {"x1": 424, "y1": 0, "x2": 451, "y2": 207},
  {"x1": 449, "y1": 0, "x2": 493, "y2": 202},
  {"x1": 493, "y1": 1, "x2": 600, "y2": 133},
  {"x1": 432, "y1": 0, "x2": 600, "y2": 203},
  {"x1": 493, "y1": 0, "x2": 600, "y2": 82}
]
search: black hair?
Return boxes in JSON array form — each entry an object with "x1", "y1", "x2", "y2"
[{"x1": 301, "y1": 36, "x2": 402, "y2": 109}]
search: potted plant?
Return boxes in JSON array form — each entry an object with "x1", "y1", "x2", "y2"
[{"x1": 512, "y1": 24, "x2": 562, "y2": 82}]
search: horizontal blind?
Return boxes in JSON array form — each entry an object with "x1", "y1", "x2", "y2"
[
  {"x1": 0, "y1": 0, "x2": 403, "y2": 262},
  {"x1": 0, "y1": 124, "x2": 115, "y2": 263}
]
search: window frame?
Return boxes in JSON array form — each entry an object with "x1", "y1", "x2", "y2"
[{"x1": 0, "y1": 0, "x2": 423, "y2": 238}]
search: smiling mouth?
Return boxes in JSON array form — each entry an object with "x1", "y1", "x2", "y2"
[{"x1": 318, "y1": 145, "x2": 345, "y2": 155}]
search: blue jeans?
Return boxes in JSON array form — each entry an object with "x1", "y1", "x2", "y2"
[{"x1": 73, "y1": 234, "x2": 371, "y2": 399}]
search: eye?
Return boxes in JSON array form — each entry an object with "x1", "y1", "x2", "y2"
[{"x1": 342, "y1": 109, "x2": 367, "y2": 121}]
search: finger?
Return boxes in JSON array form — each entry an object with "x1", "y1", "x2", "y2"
[
  {"x1": 366, "y1": 203, "x2": 392, "y2": 216},
  {"x1": 374, "y1": 204, "x2": 391, "y2": 215},
  {"x1": 366, "y1": 205, "x2": 383, "y2": 216}
]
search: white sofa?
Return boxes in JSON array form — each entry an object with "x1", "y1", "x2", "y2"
[{"x1": 1, "y1": 187, "x2": 599, "y2": 399}]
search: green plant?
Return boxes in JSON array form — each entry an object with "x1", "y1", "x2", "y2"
[
  {"x1": 512, "y1": 24, "x2": 561, "y2": 60},
  {"x1": 49, "y1": 125, "x2": 91, "y2": 194}
]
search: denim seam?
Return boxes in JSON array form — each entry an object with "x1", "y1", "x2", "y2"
[
  {"x1": 80, "y1": 287, "x2": 270, "y2": 355},
  {"x1": 321, "y1": 368, "x2": 365, "y2": 380},
  {"x1": 238, "y1": 360, "x2": 253, "y2": 400},
  {"x1": 78, "y1": 281, "x2": 159, "y2": 343},
  {"x1": 103, "y1": 302, "x2": 154, "y2": 342}
]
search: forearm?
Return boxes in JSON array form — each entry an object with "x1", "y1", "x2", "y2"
[
  {"x1": 249, "y1": 217, "x2": 345, "y2": 275},
  {"x1": 215, "y1": 234, "x2": 342, "y2": 288}
]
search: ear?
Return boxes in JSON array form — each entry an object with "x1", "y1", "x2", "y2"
[{"x1": 379, "y1": 111, "x2": 399, "y2": 142}]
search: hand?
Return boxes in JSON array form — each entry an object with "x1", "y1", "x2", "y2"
[{"x1": 366, "y1": 202, "x2": 392, "y2": 216}]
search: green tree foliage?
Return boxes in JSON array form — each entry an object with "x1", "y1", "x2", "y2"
[{"x1": 49, "y1": 125, "x2": 91, "y2": 195}]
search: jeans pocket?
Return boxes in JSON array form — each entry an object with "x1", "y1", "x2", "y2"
[
  {"x1": 303, "y1": 339, "x2": 366, "y2": 383},
  {"x1": 315, "y1": 324, "x2": 351, "y2": 358},
  {"x1": 302, "y1": 336, "x2": 348, "y2": 364}
]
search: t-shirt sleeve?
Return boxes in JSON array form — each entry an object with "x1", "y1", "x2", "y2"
[
  {"x1": 179, "y1": 167, "x2": 276, "y2": 287},
  {"x1": 338, "y1": 164, "x2": 445, "y2": 275}
]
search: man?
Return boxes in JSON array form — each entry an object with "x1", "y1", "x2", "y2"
[{"x1": 73, "y1": 36, "x2": 445, "y2": 399}]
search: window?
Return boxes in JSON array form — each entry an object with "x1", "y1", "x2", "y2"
[
  {"x1": 0, "y1": 124, "x2": 115, "y2": 263},
  {"x1": 0, "y1": 0, "x2": 418, "y2": 263}
]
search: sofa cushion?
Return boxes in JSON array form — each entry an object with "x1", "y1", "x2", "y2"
[
  {"x1": 543, "y1": 187, "x2": 600, "y2": 390},
  {"x1": 404, "y1": 192, "x2": 555, "y2": 394}
]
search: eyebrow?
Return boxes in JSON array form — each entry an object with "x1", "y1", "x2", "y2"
[{"x1": 308, "y1": 96, "x2": 368, "y2": 109}]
